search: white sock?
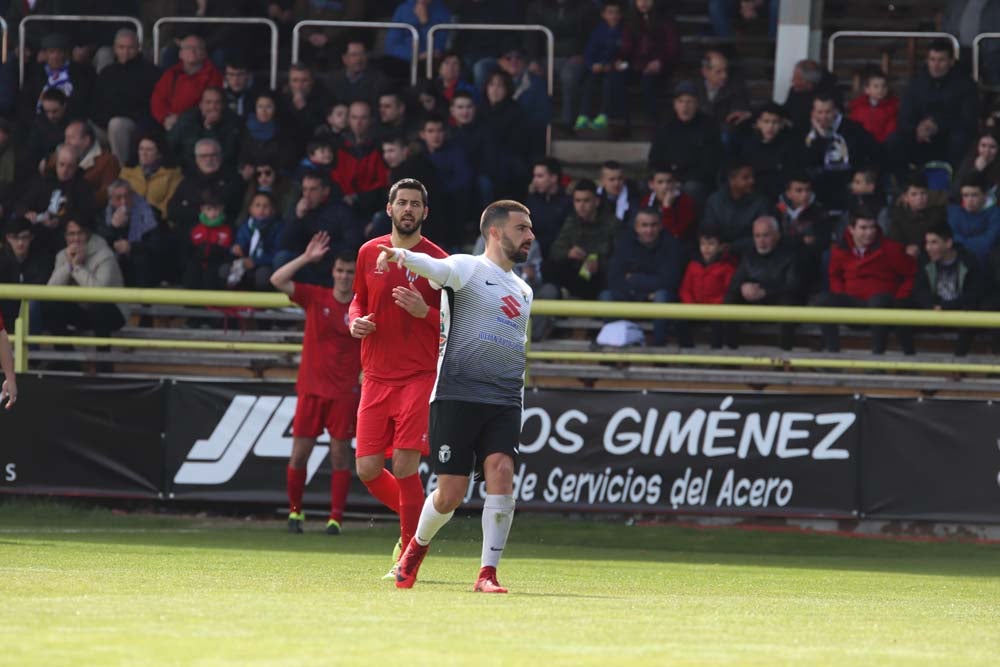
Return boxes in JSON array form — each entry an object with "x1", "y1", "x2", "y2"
[
  {"x1": 481, "y1": 494, "x2": 515, "y2": 568},
  {"x1": 414, "y1": 491, "x2": 454, "y2": 546}
]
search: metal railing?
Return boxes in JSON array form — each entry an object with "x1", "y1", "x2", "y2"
[
  {"x1": 291, "y1": 20, "x2": 420, "y2": 86},
  {"x1": 426, "y1": 23, "x2": 555, "y2": 154},
  {"x1": 19, "y1": 14, "x2": 143, "y2": 86},
  {"x1": 826, "y1": 31, "x2": 960, "y2": 73},
  {"x1": 153, "y1": 17, "x2": 278, "y2": 90},
  {"x1": 972, "y1": 33, "x2": 1000, "y2": 83},
  {"x1": 6, "y1": 285, "x2": 1000, "y2": 377}
]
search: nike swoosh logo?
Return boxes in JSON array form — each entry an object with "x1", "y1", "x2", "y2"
[
  {"x1": 490, "y1": 547, "x2": 504, "y2": 551},
  {"x1": 485, "y1": 280, "x2": 498, "y2": 286}
]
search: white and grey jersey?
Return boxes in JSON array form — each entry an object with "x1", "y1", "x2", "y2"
[{"x1": 396, "y1": 251, "x2": 532, "y2": 407}]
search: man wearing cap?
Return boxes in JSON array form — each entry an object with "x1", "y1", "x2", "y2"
[
  {"x1": 150, "y1": 35, "x2": 223, "y2": 131},
  {"x1": 19, "y1": 33, "x2": 96, "y2": 124},
  {"x1": 647, "y1": 80, "x2": 724, "y2": 206}
]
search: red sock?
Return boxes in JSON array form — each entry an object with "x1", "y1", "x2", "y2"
[
  {"x1": 329, "y1": 469, "x2": 351, "y2": 522},
  {"x1": 286, "y1": 465, "x2": 307, "y2": 514},
  {"x1": 363, "y1": 469, "x2": 400, "y2": 513},
  {"x1": 398, "y1": 473, "x2": 425, "y2": 548}
]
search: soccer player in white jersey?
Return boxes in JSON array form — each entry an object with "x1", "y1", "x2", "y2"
[{"x1": 375, "y1": 200, "x2": 534, "y2": 593}]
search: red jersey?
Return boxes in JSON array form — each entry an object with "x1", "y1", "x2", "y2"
[
  {"x1": 292, "y1": 283, "x2": 361, "y2": 399},
  {"x1": 350, "y1": 234, "x2": 447, "y2": 385},
  {"x1": 0, "y1": 311, "x2": 4, "y2": 331}
]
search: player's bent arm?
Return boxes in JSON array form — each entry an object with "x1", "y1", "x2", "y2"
[{"x1": 269, "y1": 253, "x2": 311, "y2": 296}]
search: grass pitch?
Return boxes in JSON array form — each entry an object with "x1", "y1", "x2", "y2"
[{"x1": 1, "y1": 501, "x2": 998, "y2": 666}]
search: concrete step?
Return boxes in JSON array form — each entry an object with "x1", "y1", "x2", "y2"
[{"x1": 551, "y1": 138, "x2": 650, "y2": 167}]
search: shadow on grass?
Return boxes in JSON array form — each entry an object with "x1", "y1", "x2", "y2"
[{"x1": 2, "y1": 499, "x2": 1000, "y2": 579}]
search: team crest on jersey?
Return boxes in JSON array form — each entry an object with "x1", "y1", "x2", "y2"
[
  {"x1": 500, "y1": 295, "x2": 521, "y2": 319},
  {"x1": 405, "y1": 268, "x2": 419, "y2": 283},
  {"x1": 343, "y1": 313, "x2": 350, "y2": 326},
  {"x1": 438, "y1": 445, "x2": 451, "y2": 463}
]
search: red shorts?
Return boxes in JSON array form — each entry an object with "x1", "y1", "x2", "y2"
[
  {"x1": 292, "y1": 390, "x2": 360, "y2": 440},
  {"x1": 355, "y1": 374, "x2": 435, "y2": 458}
]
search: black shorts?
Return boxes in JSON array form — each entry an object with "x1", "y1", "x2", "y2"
[{"x1": 429, "y1": 400, "x2": 521, "y2": 477}]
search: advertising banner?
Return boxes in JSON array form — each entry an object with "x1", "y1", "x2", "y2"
[
  {"x1": 861, "y1": 398, "x2": 1000, "y2": 521},
  {"x1": 0, "y1": 375, "x2": 165, "y2": 498}
]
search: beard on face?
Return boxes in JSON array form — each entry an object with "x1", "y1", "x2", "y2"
[
  {"x1": 501, "y1": 232, "x2": 529, "y2": 263},
  {"x1": 392, "y1": 211, "x2": 421, "y2": 236}
]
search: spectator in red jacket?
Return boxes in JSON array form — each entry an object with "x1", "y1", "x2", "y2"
[
  {"x1": 811, "y1": 202, "x2": 917, "y2": 354},
  {"x1": 330, "y1": 100, "x2": 389, "y2": 221},
  {"x1": 643, "y1": 166, "x2": 697, "y2": 242},
  {"x1": 150, "y1": 35, "x2": 223, "y2": 131},
  {"x1": 183, "y1": 190, "x2": 234, "y2": 291},
  {"x1": 847, "y1": 67, "x2": 898, "y2": 144},
  {"x1": 678, "y1": 225, "x2": 737, "y2": 348}
]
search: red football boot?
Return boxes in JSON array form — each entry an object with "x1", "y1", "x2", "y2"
[
  {"x1": 473, "y1": 566, "x2": 508, "y2": 593},
  {"x1": 394, "y1": 537, "x2": 430, "y2": 589}
]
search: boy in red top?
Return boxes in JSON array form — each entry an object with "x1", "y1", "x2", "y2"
[
  {"x1": 0, "y1": 312, "x2": 17, "y2": 409},
  {"x1": 811, "y1": 203, "x2": 917, "y2": 354},
  {"x1": 271, "y1": 233, "x2": 361, "y2": 534},
  {"x1": 678, "y1": 226, "x2": 736, "y2": 348},
  {"x1": 645, "y1": 167, "x2": 696, "y2": 241},
  {"x1": 847, "y1": 67, "x2": 898, "y2": 144},
  {"x1": 349, "y1": 178, "x2": 446, "y2": 576}
]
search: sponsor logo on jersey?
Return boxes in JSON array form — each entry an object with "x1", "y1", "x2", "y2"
[{"x1": 500, "y1": 295, "x2": 521, "y2": 319}]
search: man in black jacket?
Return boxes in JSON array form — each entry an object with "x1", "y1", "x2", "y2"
[
  {"x1": 17, "y1": 145, "x2": 98, "y2": 256},
  {"x1": 92, "y1": 29, "x2": 160, "y2": 165},
  {"x1": 275, "y1": 171, "x2": 359, "y2": 287},
  {"x1": 601, "y1": 207, "x2": 685, "y2": 345},
  {"x1": 524, "y1": 157, "x2": 572, "y2": 256},
  {"x1": 279, "y1": 64, "x2": 329, "y2": 166},
  {"x1": 367, "y1": 134, "x2": 442, "y2": 238},
  {"x1": 701, "y1": 159, "x2": 770, "y2": 256},
  {"x1": 725, "y1": 215, "x2": 801, "y2": 349},
  {"x1": 913, "y1": 221, "x2": 985, "y2": 356},
  {"x1": 167, "y1": 87, "x2": 245, "y2": 176},
  {"x1": 0, "y1": 217, "x2": 53, "y2": 326},
  {"x1": 647, "y1": 81, "x2": 723, "y2": 206},
  {"x1": 18, "y1": 32, "x2": 95, "y2": 125},
  {"x1": 892, "y1": 39, "x2": 979, "y2": 170}
]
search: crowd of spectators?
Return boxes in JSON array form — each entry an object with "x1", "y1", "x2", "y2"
[{"x1": 0, "y1": 1, "x2": 997, "y2": 357}]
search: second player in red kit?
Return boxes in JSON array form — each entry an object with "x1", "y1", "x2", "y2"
[
  {"x1": 271, "y1": 232, "x2": 361, "y2": 534},
  {"x1": 350, "y1": 179, "x2": 447, "y2": 575}
]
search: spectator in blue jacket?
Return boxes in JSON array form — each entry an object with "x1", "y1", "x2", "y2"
[
  {"x1": 948, "y1": 172, "x2": 1000, "y2": 268},
  {"x1": 385, "y1": 0, "x2": 453, "y2": 79},
  {"x1": 224, "y1": 191, "x2": 285, "y2": 291},
  {"x1": 420, "y1": 114, "x2": 475, "y2": 248},
  {"x1": 576, "y1": 0, "x2": 628, "y2": 131},
  {"x1": 601, "y1": 206, "x2": 686, "y2": 345},
  {"x1": 496, "y1": 47, "x2": 553, "y2": 157}
]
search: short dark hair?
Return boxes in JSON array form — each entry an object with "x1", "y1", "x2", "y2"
[
  {"x1": 960, "y1": 171, "x2": 989, "y2": 192},
  {"x1": 379, "y1": 90, "x2": 405, "y2": 106},
  {"x1": 341, "y1": 37, "x2": 368, "y2": 55},
  {"x1": 573, "y1": 178, "x2": 598, "y2": 195},
  {"x1": 67, "y1": 119, "x2": 94, "y2": 142},
  {"x1": 699, "y1": 224, "x2": 723, "y2": 241},
  {"x1": 902, "y1": 172, "x2": 929, "y2": 191},
  {"x1": 306, "y1": 139, "x2": 333, "y2": 155},
  {"x1": 40, "y1": 88, "x2": 68, "y2": 105},
  {"x1": 480, "y1": 199, "x2": 530, "y2": 236},
  {"x1": 301, "y1": 170, "x2": 331, "y2": 189},
  {"x1": 601, "y1": 160, "x2": 623, "y2": 171},
  {"x1": 420, "y1": 113, "x2": 446, "y2": 131},
  {"x1": 224, "y1": 52, "x2": 248, "y2": 71},
  {"x1": 860, "y1": 65, "x2": 887, "y2": 88},
  {"x1": 925, "y1": 220, "x2": 954, "y2": 241},
  {"x1": 649, "y1": 164, "x2": 678, "y2": 178},
  {"x1": 757, "y1": 102, "x2": 784, "y2": 120},
  {"x1": 812, "y1": 92, "x2": 837, "y2": 108},
  {"x1": 785, "y1": 171, "x2": 812, "y2": 188},
  {"x1": 389, "y1": 178, "x2": 428, "y2": 206},
  {"x1": 334, "y1": 249, "x2": 358, "y2": 265},
  {"x1": 4, "y1": 217, "x2": 31, "y2": 236},
  {"x1": 249, "y1": 190, "x2": 277, "y2": 210},
  {"x1": 853, "y1": 167, "x2": 878, "y2": 185},
  {"x1": 381, "y1": 132, "x2": 407, "y2": 148},
  {"x1": 533, "y1": 157, "x2": 562, "y2": 177},
  {"x1": 602, "y1": 0, "x2": 625, "y2": 10},
  {"x1": 848, "y1": 198, "x2": 879, "y2": 224},
  {"x1": 633, "y1": 206, "x2": 660, "y2": 221},
  {"x1": 725, "y1": 158, "x2": 752, "y2": 178},
  {"x1": 451, "y1": 90, "x2": 475, "y2": 105},
  {"x1": 928, "y1": 38, "x2": 954, "y2": 57}
]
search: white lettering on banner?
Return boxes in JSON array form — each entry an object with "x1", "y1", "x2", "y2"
[
  {"x1": 521, "y1": 395, "x2": 855, "y2": 461},
  {"x1": 542, "y1": 466, "x2": 663, "y2": 505},
  {"x1": 4, "y1": 463, "x2": 15, "y2": 482},
  {"x1": 669, "y1": 466, "x2": 793, "y2": 510},
  {"x1": 173, "y1": 395, "x2": 336, "y2": 486}
]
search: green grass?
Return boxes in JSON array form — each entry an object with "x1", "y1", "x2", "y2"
[{"x1": 1, "y1": 501, "x2": 999, "y2": 666}]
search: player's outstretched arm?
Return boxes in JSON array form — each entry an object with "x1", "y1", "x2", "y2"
[
  {"x1": 377, "y1": 245, "x2": 454, "y2": 286},
  {"x1": 0, "y1": 329, "x2": 16, "y2": 409},
  {"x1": 270, "y1": 232, "x2": 330, "y2": 296}
]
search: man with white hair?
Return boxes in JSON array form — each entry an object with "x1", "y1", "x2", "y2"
[
  {"x1": 723, "y1": 215, "x2": 802, "y2": 349},
  {"x1": 92, "y1": 29, "x2": 160, "y2": 164}
]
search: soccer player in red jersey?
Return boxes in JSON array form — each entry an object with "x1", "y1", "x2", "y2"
[
  {"x1": 0, "y1": 312, "x2": 16, "y2": 409},
  {"x1": 349, "y1": 178, "x2": 447, "y2": 575},
  {"x1": 271, "y1": 232, "x2": 361, "y2": 534}
]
